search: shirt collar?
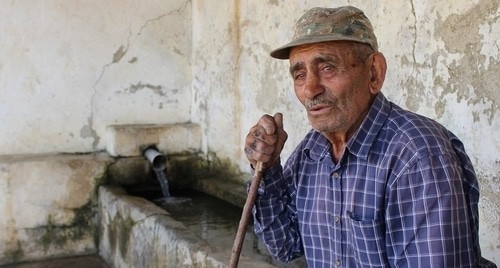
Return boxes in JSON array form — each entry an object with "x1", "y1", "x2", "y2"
[
  {"x1": 302, "y1": 130, "x2": 330, "y2": 162},
  {"x1": 346, "y1": 93, "x2": 391, "y2": 159},
  {"x1": 303, "y1": 93, "x2": 391, "y2": 161}
]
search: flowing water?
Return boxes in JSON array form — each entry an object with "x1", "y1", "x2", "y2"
[{"x1": 154, "y1": 169, "x2": 170, "y2": 198}]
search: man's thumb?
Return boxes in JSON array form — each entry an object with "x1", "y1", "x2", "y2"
[{"x1": 274, "y1": 112, "x2": 284, "y2": 130}]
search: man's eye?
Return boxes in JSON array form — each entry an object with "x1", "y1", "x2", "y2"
[
  {"x1": 320, "y1": 64, "x2": 337, "y2": 78},
  {"x1": 322, "y1": 65, "x2": 334, "y2": 72},
  {"x1": 294, "y1": 73, "x2": 305, "y2": 81}
]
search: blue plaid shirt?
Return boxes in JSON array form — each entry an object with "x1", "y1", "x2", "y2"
[{"x1": 252, "y1": 93, "x2": 494, "y2": 267}]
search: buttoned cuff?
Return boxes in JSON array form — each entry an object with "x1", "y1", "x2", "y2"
[{"x1": 247, "y1": 160, "x2": 286, "y2": 197}]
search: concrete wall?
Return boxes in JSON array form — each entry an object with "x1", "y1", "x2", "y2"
[
  {"x1": 0, "y1": 0, "x2": 498, "y2": 264},
  {"x1": 0, "y1": 154, "x2": 111, "y2": 264},
  {"x1": 0, "y1": 0, "x2": 192, "y2": 154}
]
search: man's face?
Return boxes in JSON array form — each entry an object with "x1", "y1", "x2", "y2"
[{"x1": 289, "y1": 41, "x2": 375, "y2": 137}]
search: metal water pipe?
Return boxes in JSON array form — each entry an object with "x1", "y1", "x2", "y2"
[
  {"x1": 144, "y1": 147, "x2": 167, "y2": 171},
  {"x1": 143, "y1": 147, "x2": 170, "y2": 197}
]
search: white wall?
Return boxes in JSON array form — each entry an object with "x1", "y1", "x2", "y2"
[
  {"x1": 0, "y1": 0, "x2": 192, "y2": 154},
  {"x1": 0, "y1": 0, "x2": 498, "y2": 263}
]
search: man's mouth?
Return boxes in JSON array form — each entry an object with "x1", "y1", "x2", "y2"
[{"x1": 307, "y1": 104, "x2": 332, "y2": 116}]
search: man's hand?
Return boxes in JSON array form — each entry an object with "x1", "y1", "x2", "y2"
[{"x1": 244, "y1": 113, "x2": 288, "y2": 169}]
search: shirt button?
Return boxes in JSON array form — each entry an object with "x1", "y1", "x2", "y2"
[
  {"x1": 331, "y1": 172, "x2": 339, "y2": 179},
  {"x1": 334, "y1": 216, "x2": 340, "y2": 223},
  {"x1": 335, "y1": 259, "x2": 341, "y2": 266}
]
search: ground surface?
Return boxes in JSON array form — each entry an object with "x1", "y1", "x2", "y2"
[{"x1": 0, "y1": 255, "x2": 109, "y2": 268}]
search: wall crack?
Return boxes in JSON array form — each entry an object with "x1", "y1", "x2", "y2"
[
  {"x1": 410, "y1": 0, "x2": 418, "y2": 68},
  {"x1": 88, "y1": 1, "x2": 189, "y2": 149}
]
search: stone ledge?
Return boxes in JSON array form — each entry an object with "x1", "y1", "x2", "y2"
[
  {"x1": 106, "y1": 123, "x2": 202, "y2": 157},
  {"x1": 0, "y1": 153, "x2": 112, "y2": 265}
]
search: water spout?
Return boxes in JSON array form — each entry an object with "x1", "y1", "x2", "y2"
[{"x1": 143, "y1": 147, "x2": 170, "y2": 197}]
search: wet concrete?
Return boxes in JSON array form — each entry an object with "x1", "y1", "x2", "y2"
[{"x1": 0, "y1": 255, "x2": 108, "y2": 268}]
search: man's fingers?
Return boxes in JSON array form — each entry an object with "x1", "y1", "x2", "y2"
[
  {"x1": 273, "y1": 113, "x2": 283, "y2": 131},
  {"x1": 259, "y1": 115, "x2": 277, "y2": 135},
  {"x1": 245, "y1": 113, "x2": 287, "y2": 169}
]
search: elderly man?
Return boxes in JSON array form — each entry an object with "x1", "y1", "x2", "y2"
[{"x1": 244, "y1": 6, "x2": 496, "y2": 268}]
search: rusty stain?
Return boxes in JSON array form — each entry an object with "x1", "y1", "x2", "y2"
[{"x1": 4, "y1": 172, "x2": 22, "y2": 262}]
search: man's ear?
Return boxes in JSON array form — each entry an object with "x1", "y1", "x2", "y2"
[{"x1": 369, "y1": 52, "x2": 387, "y2": 94}]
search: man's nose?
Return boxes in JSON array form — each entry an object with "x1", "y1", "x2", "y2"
[{"x1": 303, "y1": 71, "x2": 324, "y2": 98}]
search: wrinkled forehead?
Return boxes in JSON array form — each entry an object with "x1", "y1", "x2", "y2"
[{"x1": 289, "y1": 41, "x2": 358, "y2": 64}]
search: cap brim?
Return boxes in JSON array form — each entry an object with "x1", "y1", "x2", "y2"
[{"x1": 270, "y1": 35, "x2": 374, "y2": 60}]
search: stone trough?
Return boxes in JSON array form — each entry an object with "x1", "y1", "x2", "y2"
[{"x1": 98, "y1": 186, "x2": 278, "y2": 268}]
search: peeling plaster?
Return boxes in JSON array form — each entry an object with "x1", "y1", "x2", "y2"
[
  {"x1": 112, "y1": 45, "x2": 127, "y2": 63},
  {"x1": 128, "y1": 57, "x2": 137, "y2": 64},
  {"x1": 117, "y1": 83, "x2": 180, "y2": 108},
  {"x1": 398, "y1": 0, "x2": 429, "y2": 113},
  {"x1": 435, "y1": 0, "x2": 499, "y2": 124},
  {"x1": 268, "y1": 0, "x2": 279, "y2": 7},
  {"x1": 125, "y1": 82, "x2": 165, "y2": 96},
  {"x1": 396, "y1": 0, "x2": 499, "y2": 125},
  {"x1": 80, "y1": 117, "x2": 100, "y2": 148}
]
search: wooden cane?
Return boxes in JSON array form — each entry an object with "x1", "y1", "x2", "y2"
[{"x1": 229, "y1": 161, "x2": 264, "y2": 268}]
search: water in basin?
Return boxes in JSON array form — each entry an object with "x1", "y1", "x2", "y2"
[{"x1": 153, "y1": 189, "x2": 306, "y2": 267}]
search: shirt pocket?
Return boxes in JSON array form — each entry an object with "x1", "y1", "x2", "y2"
[{"x1": 346, "y1": 211, "x2": 389, "y2": 267}]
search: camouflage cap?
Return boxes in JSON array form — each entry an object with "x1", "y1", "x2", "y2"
[{"x1": 270, "y1": 6, "x2": 378, "y2": 59}]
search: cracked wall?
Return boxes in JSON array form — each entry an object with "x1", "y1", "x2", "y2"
[
  {"x1": 91, "y1": 1, "x2": 192, "y2": 150},
  {"x1": 0, "y1": 1, "x2": 192, "y2": 154}
]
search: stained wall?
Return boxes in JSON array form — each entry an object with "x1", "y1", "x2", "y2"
[{"x1": 193, "y1": 0, "x2": 499, "y2": 262}]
